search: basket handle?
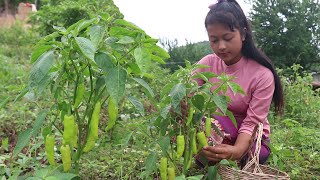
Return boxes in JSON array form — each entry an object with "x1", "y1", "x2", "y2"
[{"x1": 242, "y1": 123, "x2": 264, "y2": 173}]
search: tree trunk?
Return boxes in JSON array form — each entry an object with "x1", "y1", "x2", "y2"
[{"x1": 4, "y1": 0, "x2": 10, "y2": 15}]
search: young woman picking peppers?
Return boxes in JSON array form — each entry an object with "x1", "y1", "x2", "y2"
[{"x1": 192, "y1": 0, "x2": 284, "y2": 166}]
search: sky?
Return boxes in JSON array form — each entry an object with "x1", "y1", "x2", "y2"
[{"x1": 113, "y1": 0, "x2": 251, "y2": 45}]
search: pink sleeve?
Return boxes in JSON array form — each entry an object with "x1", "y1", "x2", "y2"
[{"x1": 238, "y1": 70, "x2": 274, "y2": 136}]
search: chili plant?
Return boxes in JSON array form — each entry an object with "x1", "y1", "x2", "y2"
[
  {"x1": 149, "y1": 61, "x2": 245, "y2": 179},
  {"x1": 14, "y1": 14, "x2": 169, "y2": 174}
]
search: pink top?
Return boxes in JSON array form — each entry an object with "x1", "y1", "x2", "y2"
[{"x1": 194, "y1": 54, "x2": 274, "y2": 137}]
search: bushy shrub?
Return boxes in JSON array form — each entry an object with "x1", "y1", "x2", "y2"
[
  {"x1": 30, "y1": 0, "x2": 124, "y2": 35},
  {"x1": 0, "y1": 23, "x2": 38, "y2": 61},
  {"x1": 277, "y1": 64, "x2": 320, "y2": 127}
]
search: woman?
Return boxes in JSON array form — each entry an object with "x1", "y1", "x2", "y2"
[{"x1": 194, "y1": 0, "x2": 284, "y2": 166}]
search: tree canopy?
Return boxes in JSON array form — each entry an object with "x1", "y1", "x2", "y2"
[
  {"x1": 160, "y1": 39, "x2": 212, "y2": 71},
  {"x1": 250, "y1": 0, "x2": 320, "y2": 71}
]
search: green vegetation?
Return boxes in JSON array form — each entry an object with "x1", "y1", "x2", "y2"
[
  {"x1": 0, "y1": 0, "x2": 319, "y2": 179},
  {"x1": 250, "y1": 0, "x2": 320, "y2": 71}
]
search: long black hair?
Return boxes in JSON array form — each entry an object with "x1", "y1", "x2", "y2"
[{"x1": 205, "y1": 0, "x2": 284, "y2": 115}]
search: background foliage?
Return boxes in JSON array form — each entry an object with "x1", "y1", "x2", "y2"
[{"x1": 249, "y1": 0, "x2": 320, "y2": 72}]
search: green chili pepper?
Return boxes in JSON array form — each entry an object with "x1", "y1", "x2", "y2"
[
  {"x1": 167, "y1": 167, "x2": 175, "y2": 180},
  {"x1": 105, "y1": 99, "x2": 118, "y2": 132},
  {"x1": 197, "y1": 131, "x2": 208, "y2": 149},
  {"x1": 159, "y1": 157, "x2": 167, "y2": 180},
  {"x1": 176, "y1": 135, "x2": 185, "y2": 158},
  {"x1": 205, "y1": 118, "x2": 211, "y2": 137},
  {"x1": 73, "y1": 79, "x2": 85, "y2": 108},
  {"x1": 63, "y1": 114, "x2": 75, "y2": 145},
  {"x1": 45, "y1": 134, "x2": 55, "y2": 165},
  {"x1": 186, "y1": 107, "x2": 194, "y2": 126},
  {"x1": 83, "y1": 101, "x2": 101, "y2": 152},
  {"x1": 71, "y1": 123, "x2": 78, "y2": 148},
  {"x1": 60, "y1": 145, "x2": 71, "y2": 172},
  {"x1": 191, "y1": 129, "x2": 197, "y2": 154}
]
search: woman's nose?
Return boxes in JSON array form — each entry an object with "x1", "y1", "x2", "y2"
[{"x1": 218, "y1": 41, "x2": 226, "y2": 51}]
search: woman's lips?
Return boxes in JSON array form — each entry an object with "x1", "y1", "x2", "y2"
[{"x1": 218, "y1": 53, "x2": 228, "y2": 58}]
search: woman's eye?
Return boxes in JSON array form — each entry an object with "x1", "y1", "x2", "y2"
[
  {"x1": 211, "y1": 39, "x2": 218, "y2": 43},
  {"x1": 224, "y1": 37, "x2": 233, "y2": 41}
]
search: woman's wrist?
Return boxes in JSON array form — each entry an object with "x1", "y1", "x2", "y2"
[
  {"x1": 232, "y1": 133, "x2": 252, "y2": 160},
  {"x1": 228, "y1": 145, "x2": 242, "y2": 160}
]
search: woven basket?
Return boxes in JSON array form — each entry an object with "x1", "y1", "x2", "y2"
[{"x1": 218, "y1": 123, "x2": 290, "y2": 180}]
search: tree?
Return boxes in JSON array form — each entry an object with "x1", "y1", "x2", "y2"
[
  {"x1": 159, "y1": 38, "x2": 212, "y2": 72},
  {"x1": 249, "y1": 0, "x2": 320, "y2": 71}
]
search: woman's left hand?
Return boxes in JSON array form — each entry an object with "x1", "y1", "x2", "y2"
[{"x1": 202, "y1": 144, "x2": 239, "y2": 162}]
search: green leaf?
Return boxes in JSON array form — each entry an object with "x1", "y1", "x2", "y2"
[
  {"x1": 175, "y1": 175, "x2": 186, "y2": 180},
  {"x1": 134, "y1": 47, "x2": 151, "y2": 73},
  {"x1": 127, "y1": 63, "x2": 141, "y2": 74},
  {"x1": 226, "y1": 110, "x2": 237, "y2": 128},
  {"x1": 13, "y1": 129, "x2": 33, "y2": 156},
  {"x1": 42, "y1": 32, "x2": 60, "y2": 42},
  {"x1": 147, "y1": 45, "x2": 170, "y2": 59},
  {"x1": 90, "y1": 25, "x2": 105, "y2": 49},
  {"x1": 45, "y1": 177, "x2": 59, "y2": 180},
  {"x1": 160, "y1": 82, "x2": 175, "y2": 100},
  {"x1": 94, "y1": 52, "x2": 114, "y2": 72},
  {"x1": 42, "y1": 126, "x2": 52, "y2": 141},
  {"x1": 113, "y1": 19, "x2": 143, "y2": 30},
  {"x1": 30, "y1": 51, "x2": 55, "y2": 86},
  {"x1": 121, "y1": 131, "x2": 133, "y2": 148},
  {"x1": 192, "y1": 73, "x2": 208, "y2": 82},
  {"x1": 128, "y1": 96, "x2": 145, "y2": 116},
  {"x1": 159, "y1": 136, "x2": 170, "y2": 155},
  {"x1": 31, "y1": 45, "x2": 53, "y2": 63},
  {"x1": 116, "y1": 36, "x2": 135, "y2": 44},
  {"x1": 208, "y1": 166, "x2": 218, "y2": 180},
  {"x1": 74, "y1": 18, "x2": 99, "y2": 36},
  {"x1": 145, "y1": 151, "x2": 157, "y2": 174},
  {"x1": 0, "y1": 97, "x2": 10, "y2": 110},
  {"x1": 25, "y1": 177, "x2": 41, "y2": 180},
  {"x1": 32, "y1": 110, "x2": 48, "y2": 137},
  {"x1": 75, "y1": 37, "x2": 96, "y2": 63},
  {"x1": 132, "y1": 78, "x2": 155, "y2": 97},
  {"x1": 150, "y1": 54, "x2": 166, "y2": 64},
  {"x1": 105, "y1": 67, "x2": 127, "y2": 105},
  {"x1": 191, "y1": 94, "x2": 205, "y2": 111},
  {"x1": 160, "y1": 105, "x2": 171, "y2": 119},
  {"x1": 53, "y1": 26, "x2": 66, "y2": 34},
  {"x1": 201, "y1": 72, "x2": 218, "y2": 79},
  {"x1": 169, "y1": 83, "x2": 186, "y2": 111},
  {"x1": 227, "y1": 82, "x2": 246, "y2": 96},
  {"x1": 109, "y1": 26, "x2": 138, "y2": 37},
  {"x1": 187, "y1": 175, "x2": 204, "y2": 180},
  {"x1": 14, "y1": 87, "x2": 29, "y2": 102},
  {"x1": 50, "y1": 172, "x2": 77, "y2": 180},
  {"x1": 212, "y1": 95, "x2": 227, "y2": 114},
  {"x1": 193, "y1": 64, "x2": 210, "y2": 69},
  {"x1": 1, "y1": 137, "x2": 8, "y2": 151},
  {"x1": 34, "y1": 168, "x2": 49, "y2": 178}
]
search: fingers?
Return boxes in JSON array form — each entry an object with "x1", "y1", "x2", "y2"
[
  {"x1": 202, "y1": 145, "x2": 232, "y2": 160},
  {"x1": 202, "y1": 149, "x2": 221, "y2": 162}
]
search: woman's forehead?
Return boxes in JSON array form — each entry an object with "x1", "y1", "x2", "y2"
[{"x1": 207, "y1": 23, "x2": 239, "y2": 33}]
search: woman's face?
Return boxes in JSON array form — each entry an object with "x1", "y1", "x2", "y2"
[{"x1": 207, "y1": 23, "x2": 244, "y2": 66}]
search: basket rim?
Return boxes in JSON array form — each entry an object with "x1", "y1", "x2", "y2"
[{"x1": 218, "y1": 164, "x2": 290, "y2": 178}]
